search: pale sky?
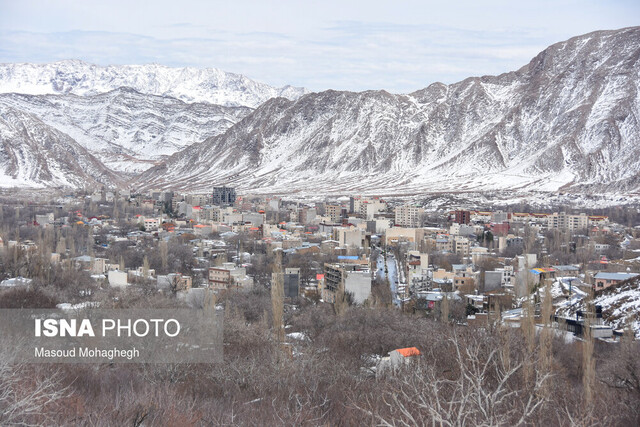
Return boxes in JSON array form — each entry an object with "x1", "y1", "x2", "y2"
[{"x1": 0, "y1": 0, "x2": 638, "y2": 92}]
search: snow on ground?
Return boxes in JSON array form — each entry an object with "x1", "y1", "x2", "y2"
[
  {"x1": 594, "y1": 282, "x2": 640, "y2": 337},
  {"x1": 0, "y1": 277, "x2": 33, "y2": 287},
  {"x1": 56, "y1": 302, "x2": 101, "y2": 310},
  {"x1": 286, "y1": 332, "x2": 309, "y2": 341},
  {"x1": 555, "y1": 278, "x2": 640, "y2": 338}
]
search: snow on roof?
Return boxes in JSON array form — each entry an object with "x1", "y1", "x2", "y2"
[
  {"x1": 553, "y1": 265, "x2": 579, "y2": 271},
  {"x1": 0, "y1": 277, "x2": 32, "y2": 287},
  {"x1": 57, "y1": 302, "x2": 100, "y2": 310},
  {"x1": 286, "y1": 332, "x2": 309, "y2": 341},
  {"x1": 594, "y1": 272, "x2": 639, "y2": 281}
]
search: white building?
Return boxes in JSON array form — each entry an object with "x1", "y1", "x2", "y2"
[{"x1": 108, "y1": 270, "x2": 128, "y2": 288}]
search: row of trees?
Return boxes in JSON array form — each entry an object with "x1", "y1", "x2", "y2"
[{"x1": 0, "y1": 277, "x2": 637, "y2": 425}]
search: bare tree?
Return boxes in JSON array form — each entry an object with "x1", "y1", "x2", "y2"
[
  {"x1": 271, "y1": 251, "x2": 285, "y2": 343},
  {"x1": 441, "y1": 293, "x2": 450, "y2": 323},
  {"x1": 357, "y1": 333, "x2": 550, "y2": 426},
  {"x1": 521, "y1": 295, "x2": 536, "y2": 386},
  {"x1": 582, "y1": 289, "x2": 595, "y2": 407},
  {"x1": 159, "y1": 240, "x2": 169, "y2": 272},
  {"x1": 539, "y1": 282, "x2": 553, "y2": 389},
  {"x1": 333, "y1": 269, "x2": 348, "y2": 317},
  {"x1": 0, "y1": 344, "x2": 68, "y2": 425}
]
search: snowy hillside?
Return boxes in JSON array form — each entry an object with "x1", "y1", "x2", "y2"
[
  {"x1": 556, "y1": 276, "x2": 640, "y2": 338},
  {"x1": 0, "y1": 89, "x2": 251, "y2": 173},
  {"x1": 0, "y1": 105, "x2": 121, "y2": 188},
  {"x1": 136, "y1": 27, "x2": 640, "y2": 194},
  {"x1": 0, "y1": 60, "x2": 308, "y2": 108},
  {"x1": 1, "y1": 27, "x2": 639, "y2": 193}
]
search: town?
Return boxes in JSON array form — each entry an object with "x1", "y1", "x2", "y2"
[
  {"x1": 0, "y1": 186, "x2": 639, "y2": 424},
  {"x1": 2, "y1": 188, "x2": 637, "y2": 335}
]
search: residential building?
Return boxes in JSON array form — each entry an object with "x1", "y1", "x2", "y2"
[
  {"x1": 212, "y1": 186, "x2": 236, "y2": 206},
  {"x1": 454, "y1": 210, "x2": 471, "y2": 224},
  {"x1": 35, "y1": 213, "x2": 54, "y2": 226},
  {"x1": 108, "y1": 270, "x2": 128, "y2": 288},
  {"x1": 209, "y1": 267, "x2": 232, "y2": 288},
  {"x1": 376, "y1": 347, "x2": 421, "y2": 377},
  {"x1": 333, "y1": 226, "x2": 366, "y2": 248},
  {"x1": 593, "y1": 272, "x2": 638, "y2": 290},
  {"x1": 359, "y1": 198, "x2": 387, "y2": 220},
  {"x1": 274, "y1": 268, "x2": 301, "y2": 298},
  {"x1": 492, "y1": 210, "x2": 508, "y2": 224},
  {"x1": 323, "y1": 262, "x2": 372, "y2": 305},
  {"x1": 395, "y1": 204, "x2": 424, "y2": 227},
  {"x1": 548, "y1": 212, "x2": 589, "y2": 230},
  {"x1": 386, "y1": 227, "x2": 424, "y2": 246},
  {"x1": 143, "y1": 217, "x2": 161, "y2": 231},
  {"x1": 185, "y1": 193, "x2": 211, "y2": 206},
  {"x1": 325, "y1": 205, "x2": 344, "y2": 223}
]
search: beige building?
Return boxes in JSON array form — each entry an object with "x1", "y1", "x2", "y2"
[
  {"x1": 325, "y1": 205, "x2": 343, "y2": 223},
  {"x1": 209, "y1": 267, "x2": 232, "y2": 288},
  {"x1": 394, "y1": 204, "x2": 424, "y2": 227},
  {"x1": 333, "y1": 226, "x2": 366, "y2": 248},
  {"x1": 385, "y1": 227, "x2": 425, "y2": 246},
  {"x1": 547, "y1": 212, "x2": 589, "y2": 230},
  {"x1": 142, "y1": 217, "x2": 161, "y2": 231}
]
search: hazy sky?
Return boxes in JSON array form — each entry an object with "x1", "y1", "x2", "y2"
[{"x1": 1, "y1": 1, "x2": 638, "y2": 92}]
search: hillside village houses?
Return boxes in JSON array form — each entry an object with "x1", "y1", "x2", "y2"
[{"x1": 2, "y1": 187, "x2": 638, "y2": 340}]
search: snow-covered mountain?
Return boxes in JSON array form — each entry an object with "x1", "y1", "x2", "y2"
[
  {"x1": 136, "y1": 27, "x2": 640, "y2": 194},
  {"x1": 0, "y1": 60, "x2": 308, "y2": 108},
  {"x1": 0, "y1": 105, "x2": 121, "y2": 189},
  {"x1": 0, "y1": 89, "x2": 251, "y2": 173}
]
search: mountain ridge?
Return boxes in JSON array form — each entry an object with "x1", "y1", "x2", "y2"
[
  {"x1": 135, "y1": 26, "x2": 640, "y2": 194},
  {"x1": 1, "y1": 27, "x2": 639, "y2": 193},
  {"x1": 0, "y1": 88, "x2": 252, "y2": 173},
  {"x1": 0, "y1": 104, "x2": 122, "y2": 189},
  {"x1": 0, "y1": 59, "x2": 308, "y2": 108}
]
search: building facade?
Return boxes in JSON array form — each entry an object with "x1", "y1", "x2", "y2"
[{"x1": 212, "y1": 186, "x2": 237, "y2": 206}]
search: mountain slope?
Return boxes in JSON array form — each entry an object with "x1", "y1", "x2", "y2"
[
  {"x1": 0, "y1": 105, "x2": 121, "y2": 189},
  {"x1": 136, "y1": 27, "x2": 640, "y2": 194},
  {"x1": 0, "y1": 60, "x2": 308, "y2": 108},
  {"x1": 556, "y1": 276, "x2": 640, "y2": 338},
  {"x1": 0, "y1": 89, "x2": 251, "y2": 173}
]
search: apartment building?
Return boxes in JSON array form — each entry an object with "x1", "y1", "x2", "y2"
[
  {"x1": 333, "y1": 226, "x2": 366, "y2": 248},
  {"x1": 359, "y1": 198, "x2": 387, "y2": 220},
  {"x1": 454, "y1": 210, "x2": 471, "y2": 224},
  {"x1": 143, "y1": 217, "x2": 161, "y2": 231},
  {"x1": 209, "y1": 262, "x2": 253, "y2": 289},
  {"x1": 395, "y1": 204, "x2": 424, "y2": 227},
  {"x1": 406, "y1": 251, "x2": 429, "y2": 288},
  {"x1": 325, "y1": 205, "x2": 344, "y2": 223},
  {"x1": 323, "y1": 262, "x2": 372, "y2": 305},
  {"x1": 547, "y1": 212, "x2": 589, "y2": 230},
  {"x1": 212, "y1": 186, "x2": 236, "y2": 206},
  {"x1": 209, "y1": 267, "x2": 232, "y2": 288},
  {"x1": 185, "y1": 193, "x2": 211, "y2": 206}
]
